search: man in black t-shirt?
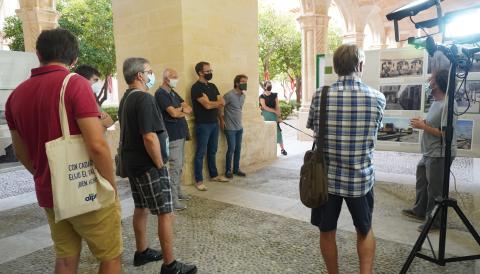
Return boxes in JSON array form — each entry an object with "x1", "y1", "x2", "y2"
[
  {"x1": 155, "y1": 68, "x2": 192, "y2": 210},
  {"x1": 118, "y1": 58, "x2": 196, "y2": 274},
  {"x1": 191, "y1": 61, "x2": 230, "y2": 191}
]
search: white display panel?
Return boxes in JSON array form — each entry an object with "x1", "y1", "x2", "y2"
[{"x1": 320, "y1": 47, "x2": 480, "y2": 157}]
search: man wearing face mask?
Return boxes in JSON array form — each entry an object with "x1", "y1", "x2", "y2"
[
  {"x1": 6, "y1": 28, "x2": 122, "y2": 274},
  {"x1": 402, "y1": 69, "x2": 457, "y2": 232},
  {"x1": 155, "y1": 68, "x2": 192, "y2": 211},
  {"x1": 220, "y1": 74, "x2": 248, "y2": 179},
  {"x1": 190, "y1": 61, "x2": 229, "y2": 191},
  {"x1": 119, "y1": 59, "x2": 197, "y2": 273},
  {"x1": 75, "y1": 64, "x2": 114, "y2": 129}
]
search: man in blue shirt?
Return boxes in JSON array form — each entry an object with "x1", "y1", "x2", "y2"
[
  {"x1": 155, "y1": 68, "x2": 193, "y2": 211},
  {"x1": 307, "y1": 44, "x2": 386, "y2": 274}
]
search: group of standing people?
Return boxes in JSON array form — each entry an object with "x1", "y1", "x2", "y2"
[{"x1": 5, "y1": 28, "x2": 204, "y2": 274}]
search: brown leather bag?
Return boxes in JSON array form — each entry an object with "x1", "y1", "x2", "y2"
[{"x1": 299, "y1": 86, "x2": 329, "y2": 208}]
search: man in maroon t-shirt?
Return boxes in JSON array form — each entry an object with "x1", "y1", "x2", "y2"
[{"x1": 5, "y1": 28, "x2": 122, "y2": 274}]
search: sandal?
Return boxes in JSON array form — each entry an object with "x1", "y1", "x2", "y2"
[{"x1": 195, "y1": 183, "x2": 207, "y2": 191}]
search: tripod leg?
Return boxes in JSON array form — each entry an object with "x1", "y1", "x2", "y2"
[
  {"x1": 400, "y1": 204, "x2": 441, "y2": 274},
  {"x1": 451, "y1": 203, "x2": 480, "y2": 245}
]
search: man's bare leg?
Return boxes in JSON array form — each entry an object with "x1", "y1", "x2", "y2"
[
  {"x1": 132, "y1": 208, "x2": 149, "y2": 252},
  {"x1": 158, "y1": 212, "x2": 175, "y2": 264},
  {"x1": 98, "y1": 255, "x2": 121, "y2": 274},
  {"x1": 320, "y1": 230, "x2": 339, "y2": 274},
  {"x1": 55, "y1": 255, "x2": 80, "y2": 274},
  {"x1": 357, "y1": 229, "x2": 376, "y2": 274}
]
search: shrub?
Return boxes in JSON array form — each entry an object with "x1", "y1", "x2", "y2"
[
  {"x1": 289, "y1": 99, "x2": 300, "y2": 110},
  {"x1": 279, "y1": 100, "x2": 293, "y2": 120},
  {"x1": 102, "y1": 106, "x2": 119, "y2": 122}
]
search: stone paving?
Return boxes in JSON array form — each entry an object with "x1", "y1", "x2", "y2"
[
  {"x1": 0, "y1": 119, "x2": 479, "y2": 273},
  {"x1": 0, "y1": 196, "x2": 475, "y2": 274}
]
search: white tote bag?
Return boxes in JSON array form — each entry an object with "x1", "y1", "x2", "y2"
[{"x1": 45, "y1": 73, "x2": 115, "y2": 223}]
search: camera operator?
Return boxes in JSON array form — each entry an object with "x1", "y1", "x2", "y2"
[{"x1": 402, "y1": 69, "x2": 457, "y2": 232}]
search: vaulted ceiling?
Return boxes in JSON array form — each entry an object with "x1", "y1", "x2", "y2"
[{"x1": 301, "y1": 0, "x2": 479, "y2": 47}]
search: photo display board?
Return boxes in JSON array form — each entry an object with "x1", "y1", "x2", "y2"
[{"x1": 321, "y1": 47, "x2": 480, "y2": 157}]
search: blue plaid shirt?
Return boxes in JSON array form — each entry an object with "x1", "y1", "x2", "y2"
[{"x1": 307, "y1": 75, "x2": 386, "y2": 197}]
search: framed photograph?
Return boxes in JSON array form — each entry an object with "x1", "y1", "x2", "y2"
[
  {"x1": 380, "y1": 50, "x2": 424, "y2": 78},
  {"x1": 455, "y1": 80, "x2": 480, "y2": 114},
  {"x1": 378, "y1": 117, "x2": 419, "y2": 143},
  {"x1": 380, "y1": 84, "x2": 422, "y2": 110},
  {"x1": 456, "y1": 119, "x2": 474, "y2": 150},
  {"x1": 424, "y1": 80, "x2": 480, "y2": 113}
]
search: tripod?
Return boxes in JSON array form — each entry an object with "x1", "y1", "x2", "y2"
[{"x1": 400, "y1": 46, "x2": 480, "y2": 273}]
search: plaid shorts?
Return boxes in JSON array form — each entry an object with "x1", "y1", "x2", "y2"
[{"x1": 129, "y1": 166, "x2": 173, "y2": 215}]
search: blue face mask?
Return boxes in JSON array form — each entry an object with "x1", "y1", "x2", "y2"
[{"x1": 145, "y1": 73, "x2": 155, "y2": 89}]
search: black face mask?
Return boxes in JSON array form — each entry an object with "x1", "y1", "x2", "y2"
[
  {"x1": 204, "y1": 73, "x2": 213, "y2": 81},
  {"x1": 266, "y1": 86, "x2": 272, "y2": 91}
]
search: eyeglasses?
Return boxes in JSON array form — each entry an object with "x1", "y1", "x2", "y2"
[
  {"x1": 142, "y1": 70, "x2": 153, "y2": 75},
  {"x1": 203, "y1": 70, "x2": 213, "y2": 73}
]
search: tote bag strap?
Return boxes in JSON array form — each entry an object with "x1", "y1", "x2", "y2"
[{"x1": 58, "y1": 73, "x2": 77, "y2": 140}]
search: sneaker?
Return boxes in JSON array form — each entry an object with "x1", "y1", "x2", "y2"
[
  {"x1": 234, "y1": 170, "x2": 246, "y2": 177},
  {"x1": 417, "y1": 222, "x2": 440, "y2": 233},
  {"x1": 225, "y1": 171, "x2": 233, "y2": 179},
  {"x1": 174, "y1": 202, "x2": 187, "y2": 211},
  {"x1": 281, "y1": 149, "x2": 288, "y2": 156},
  {"x1": 160, "y1": 260, "x2": 197, "y2": 274},
  {"x1": 133, "y1": 247, "x2": 162, "y2": 267},
  {"x1": 195, "y1": 183, "x2": 207, "y2": 191},
  {"x1": 211, "y1": 176, "x2": 230, "y2": 182},
  {"x1": 401, "y1": 209, "x2": 425, "y2": 223},
  {"x1": 178, "y1": 193, "x2": 191, "y2": 201}
]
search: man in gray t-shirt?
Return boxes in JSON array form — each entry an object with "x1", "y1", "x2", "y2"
[
  {"x1": 220, "y1": 74, "x2": 247, "y2": 178},
  {"x1": 402, "y1": 70, "x2": 456, "y2": 231}
]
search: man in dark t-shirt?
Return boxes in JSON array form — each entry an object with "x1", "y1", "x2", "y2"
[
  {"x1": 155, "y1": 68, "x2": 192, "y2": 211},
  {"x1": 191, "y1": 61, "x2": 230, "y2": 191},
  {"x1": 118, "y1": 58, "x2": 196, "y2": 274}
]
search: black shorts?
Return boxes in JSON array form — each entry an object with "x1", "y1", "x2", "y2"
[
  {"x1": 311, "y1": 189, "x2": 374, "y2": 235},
  {"x1": 128, "y1": 167, "x2": 173, "y2": 215}
]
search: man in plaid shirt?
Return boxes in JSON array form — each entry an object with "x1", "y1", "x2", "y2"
[{"x1": 307, "y1": 44, "x2": 385, "y2": 274}]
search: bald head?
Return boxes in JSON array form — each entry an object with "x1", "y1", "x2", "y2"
[
  {"x1": 162, "y1": 68, "x2": 179, "y2": 89},
  {"x1": 162, "y1": 68, "x2": 178, "y2": 80}
]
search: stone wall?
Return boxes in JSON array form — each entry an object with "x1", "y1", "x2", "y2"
[{"x1": 111, "y1": 0, "x2": 276, "y2": 185}]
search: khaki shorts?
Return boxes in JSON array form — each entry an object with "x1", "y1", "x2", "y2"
[{"x1": 44, "y1": 200, "x2": 123, "y2": 261}]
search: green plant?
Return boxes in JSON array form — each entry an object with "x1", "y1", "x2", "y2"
[
  {"x1": 289, "y1": 99, "x2": 300, "y2": 110},
  {"x1": 102, "y1": 106, "x2": 119, "y2": 122},
  {"x1": 279, "y1": 100, "x2": 293, "y2": 120},
  {"x1": 2, "y1": 0, "x2": 115, "y2": 77}
]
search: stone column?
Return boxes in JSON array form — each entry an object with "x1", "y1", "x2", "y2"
[
  {"x1": 112, "y1": 0, "x2": 276, "y2": 185},
  {"x1": 297, "y1": 13, "x2": 329, "y2": 141},
  {"x1": 343, "y1": 31, "x2": 365, "y2": 48},
  {"x1": 15, "y1": 0, "x2": 59, "y2": 52}
]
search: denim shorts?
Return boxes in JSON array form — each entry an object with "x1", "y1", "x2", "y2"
[{"x1": 311, "y1": 189, "x2": 374, "y2": 235}]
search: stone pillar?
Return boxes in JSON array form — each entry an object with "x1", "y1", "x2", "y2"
[
  {"x1": 15, "y1": 0, "x2": 59, "y2": 53},
  {"x1": 112, "y1": 0, "x2": 276, "y2": 185},
  {"x1": 343, "y1": 31, "x2": 365, "y2": 48},
  {"x1": 297, "y1": 13, "x2": 329, "y2": 141}
]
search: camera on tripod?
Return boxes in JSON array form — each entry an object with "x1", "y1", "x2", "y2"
[{"x1": 385, "y1": 1, "x2": 480, "y2": 273}]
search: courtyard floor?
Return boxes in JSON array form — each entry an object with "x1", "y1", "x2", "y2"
[{"x1": 0, "y1": 119, "x2": 479, "y2": 274}]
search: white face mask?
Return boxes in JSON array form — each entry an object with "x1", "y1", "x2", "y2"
[
  {"x1": 91, "y1": 82, "x2": 103, "y2": 95},
  {"x1": 169, "y1": 78, "x2": 179, "y2": 89}
]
